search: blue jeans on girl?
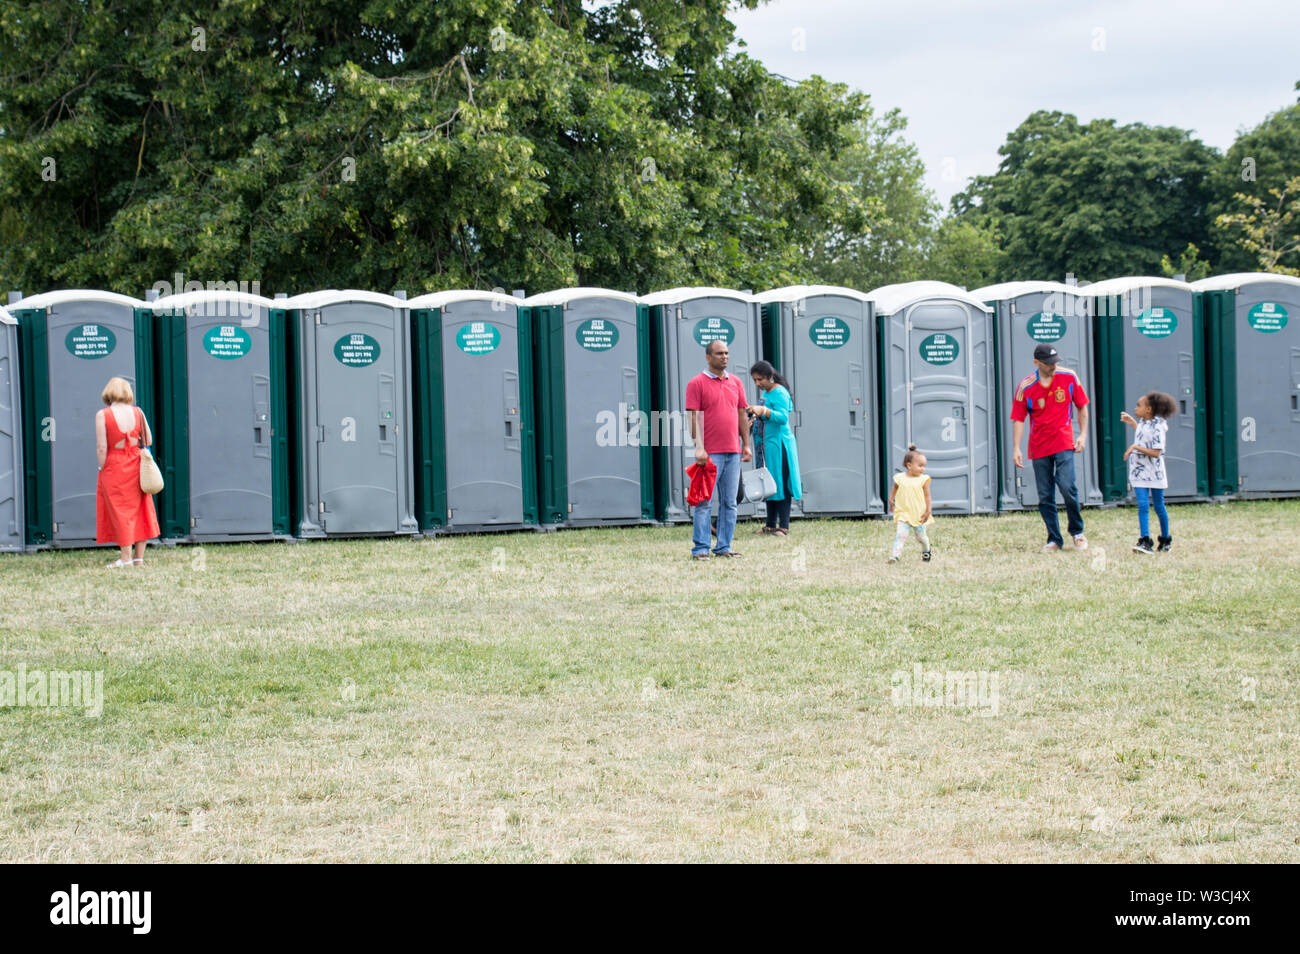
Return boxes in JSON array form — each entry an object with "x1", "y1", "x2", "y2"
[{"x1": 1134, "y1": 486, "x2": 1169, "y2": 538}]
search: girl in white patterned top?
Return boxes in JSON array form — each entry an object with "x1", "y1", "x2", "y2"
[{"x1": 1120, "y1": 391, "x2": 1176, "y2": 554}]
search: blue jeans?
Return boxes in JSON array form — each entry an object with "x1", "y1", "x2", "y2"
[
  {"x1": 1134, "y1": 487, "x2": 1169, "y2": 538},
  {"x1": 692, "y1": 452, "x2": 740, "y2": 555},
  {"x1": 1032, "y1": 450, "x2": 1084, "y2": 547}
]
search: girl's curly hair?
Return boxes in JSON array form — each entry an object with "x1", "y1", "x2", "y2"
[{"x1": 1144, "y1": 391, "x2": 1177, "y2": 418}]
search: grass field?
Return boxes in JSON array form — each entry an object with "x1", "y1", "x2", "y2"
[{"x1": 2, "y1": 499, "x2": 1297, "y2": 863}]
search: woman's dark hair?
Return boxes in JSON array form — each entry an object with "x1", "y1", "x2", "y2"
[
  {"x1": 903, "y1": 444, "x2": 923, "y2": 466},
  {"x1": 749, "y1": 359, "x2": 790, "y2": 392},
  {"x1": 1144, "y1": 391, "x2": 1177, "y2": 418}
]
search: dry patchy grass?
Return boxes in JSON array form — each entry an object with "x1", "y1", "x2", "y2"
[{"x1": 1, "y1": 500, "x2": 1297, "y2": 862}]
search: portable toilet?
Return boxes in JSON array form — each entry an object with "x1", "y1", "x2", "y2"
[
  {"x1": 407, "y1": 290, "x2": 539, "y2": 532},
  {"x1": 0, "y1": 305, "x2": 23, "y2": 552},
  {"x1": 10, "y1": 289, "x2": 153, "y2": 548},
  {"x1": 974, "y1": 281, "x2": 1102, "y2": 511},
  {"x1": 870, "y1": 281, "x2": 998, "y2": 514},
  {"x1": 282, "y1": 290, "x2": 418, "y2": 537},
  {"x1": 522, "y1": 288, "x2": 653, "y2": 527},
  {"x1": 1193, "y1": 272, "x2": 1300, "y2": 497},
  {"x1": 642, "y1": 287, "x2": 762, "y2": 523},
  {"x1": 754, "y1": 285, "x2": 882, "y2": 517},
  {"x1": 1090, "y1": 276, "x2": 1207, "y2": 501},
  {"x1": 150, "y1": 290, "x2": 292, "y2": 541}
]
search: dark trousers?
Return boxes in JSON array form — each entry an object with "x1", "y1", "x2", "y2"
[
  {"x1": 1032, "y1": 449, "x2": 1084, "y2": 546},
  {"x1": 765, "y1": 448, "x2": 793, "y2": 530}
]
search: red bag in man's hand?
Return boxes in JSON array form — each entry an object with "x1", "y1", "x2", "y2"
[{"x1": 685, "y1": 459, "x2": 717, "y2": 506}]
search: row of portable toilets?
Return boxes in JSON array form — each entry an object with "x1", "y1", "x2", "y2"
[{"x1": 1, "y1": 274, "x2": 1298, "y2": 551}]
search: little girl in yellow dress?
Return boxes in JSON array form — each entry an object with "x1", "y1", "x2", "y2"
[{"x1": 888, "y1": 444, "x2": 933, "y2": 562}]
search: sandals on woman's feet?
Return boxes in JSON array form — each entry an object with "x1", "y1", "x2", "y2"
[
  {"x1": 132, "y1": 558, "x2": 144, "y2": 566},
  {"x1": 106, "y1": 558, "x2": 130, "y2": 569}
]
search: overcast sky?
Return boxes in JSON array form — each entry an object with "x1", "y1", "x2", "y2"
[{"x1": 729, "y1": 0, "x2": 1300, "y2": 209}]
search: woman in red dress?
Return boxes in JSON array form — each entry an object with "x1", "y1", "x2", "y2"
[{"x1": 95, "y1": 376, "x2": 160, "y2": 567}]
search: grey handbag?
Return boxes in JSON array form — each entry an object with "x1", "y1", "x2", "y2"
[{"x1": 740, "y1": 466, "x2": 778, "y2": 502}]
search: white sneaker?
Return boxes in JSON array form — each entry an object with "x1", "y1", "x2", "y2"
[
  {"x1": 1073, "y1": 535, "x2": 1088, "y2": 550},
  {"x1": 1041, "y1": 542, "x2": 1061, "y2": 552}
]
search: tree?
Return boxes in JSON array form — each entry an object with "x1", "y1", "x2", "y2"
[
  {"x1": 923, "y1": 218, "x2": 1005, "y2": 290},
  {"x1": 1159, "y1": 243, "x2": 1212, "y2": 282},
  {"x1": 950, "y1": 111, "x2": 1217, "y2": 283},
  {"x1": 0, "y1": 0, "x2": 870, "y2": 297},
  {"x1": 1214, "y1": 175, "x2": 1300, "y2": 276},
  {"x1": 1205, "y1": 99, "x2": 1300, "y2": 272},
  {"x1": 799, "y1": 108, "x2": 937, "y2": 291}
]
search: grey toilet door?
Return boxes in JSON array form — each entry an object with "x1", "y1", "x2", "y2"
[
  {"x1": 561, "y1": 298, "x2": 641, "y2": 523},
  {"x1": 46, "y1": 301, "x2": 139, "y2": 545},
  {"x1": 186, "y1": 305, "x2": 272, "y2": 536},
  {"x1": 441, "y1": 303, "x2": 524, "y2": 526},
  {"x1": 885, "y1": 301, "x2": 996, "y2": 514},
  {"x1": 789, "y1": 301, "x2": 875, "y2": 514},
  {"x1": 998, "y1": 293, "x2": 1100, "y2": 509},
  {"x1": 315, "y1": 303, "x2": 401, "y2": 533},
  {"x1": 0, "y1": 320, "x2": 20, "y2": 550},
  {"x1": 672, "y1": 302, "x2": 759, "y2": 520},
  {"x1": 1229, "y1": 282, "x2": 1300, "y2": 493},
  {"x1": 1120, "y1": 288, "x2": 1199, "y2": 498}
]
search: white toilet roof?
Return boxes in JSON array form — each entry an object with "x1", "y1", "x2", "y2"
[
  {"x1": 865, "y1": 280, "x2": 993, "y2": 315},
  {"x1": 279, "y1": 289, "x2": 408, "y2": 310},
  {"x1": 972, "y1": 280, "x2": 1089, "y2": 299},
  {"x1": 10, "y1": 289, "x2": 146, "y2": 309},
  {"x1": 405, "y1": 289, "x2": 522, "y2": 310},
  {"x1": 1086, "y1": 276, "x2": 1192, "y2": 295},
  {"x1": 1190, "y1": 272, "x2": 1300, "y2": 292},
  {"x1": 152, "y1": 289, "x2": 278, "y2": 311},
  {"x1": 521, "y1": 287, "x2": 641, "y2": 306},
  {"x1": 641, "y1": 287, "x2": 757, "y2": 305},
  {"x1": 752, "y1": 284, "x2": 872, "y2": 304}
]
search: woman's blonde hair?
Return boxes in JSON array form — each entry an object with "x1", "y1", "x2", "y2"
[{"x1": 101, "y1": 377, "x2": 134, "y2": 405}]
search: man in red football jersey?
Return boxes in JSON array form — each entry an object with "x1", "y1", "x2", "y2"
[{"x1": 1011, "y1": 343, "x2": 1090, "y2": 552}]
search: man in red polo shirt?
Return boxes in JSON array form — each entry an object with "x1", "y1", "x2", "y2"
[
  {"x1": 1011, "y1": 343, "x2": 1090, "y2": 552},
  {"x1": 685, "y1": 339, "x2": 753, "y2": 560}
]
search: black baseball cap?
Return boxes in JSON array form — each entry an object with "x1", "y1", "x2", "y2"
[{"x1": 1033, "y1": 343, "x2": 1059, "y2": 365}]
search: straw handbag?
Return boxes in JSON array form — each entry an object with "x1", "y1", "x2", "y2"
[
  {"x1": 139, "y1": 446, "x2": 163, "y2": 495},
  {"x1": 136, "y1": 409, "x2": 164, "y2": 495}
]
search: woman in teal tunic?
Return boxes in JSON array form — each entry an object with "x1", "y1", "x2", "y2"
[{"x1": 748, "y1": 360, "x2": 802, "y2": 535}]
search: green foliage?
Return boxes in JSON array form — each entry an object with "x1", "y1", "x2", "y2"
[
  {"x1": 1159, "y1": 243, "x2": 1212, "y2": 282},
  {"x1": 951, "y1": 111, "x2": 1217, "y2": 283},
  {"x1": 0, "y1": 0, "x2": 881, "y2": 297},
  {"x1": 923, "y1": 218, "x2": 1006, "y2": 290},
  {"x1": 801, "y1": 110, "x2": 937, "y2": 290},
  {"x1": 1214, "y1": 175, "x2": 1300, "y2": 277},
  {"x1": 1205, "y1": 102, "x2": 1300, "y2": 273}
]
